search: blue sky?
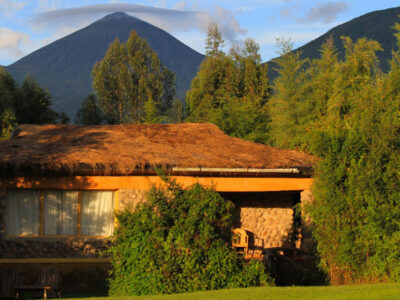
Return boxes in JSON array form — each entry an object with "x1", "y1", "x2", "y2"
[{"x1": 0, "y1": 0, "x2": 399, "y2": 66}]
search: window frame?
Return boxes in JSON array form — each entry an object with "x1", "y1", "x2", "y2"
[{"x1": 5, "y1": 189, "x2": 119, "y2": 238}]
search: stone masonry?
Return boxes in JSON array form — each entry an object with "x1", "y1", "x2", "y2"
[
  {"x1": 300, "y1": 189, "x2": 314, "y2": 252},
  {"x1": 118, "y1": 188, "x2": 147, "y2": 211},
  {"x1": 221, "y1": 192, "x2": 300, "y2": 250}
]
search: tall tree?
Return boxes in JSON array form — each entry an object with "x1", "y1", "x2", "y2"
[
  {"x1": 186, "y1": 24, "x2": 269, "y2": 143},
  {"x1": 168, "y1": 99, "x2": 185, "y2": 123},
  {"x1": 0, "y1": 67, "x2": 18, "y2": 112},
  {"x1": 92, "y1": 30, "x2": 176, "y2": 124},
  {"x1": 205, "y1": 22, "x2": 225, "y2": 57},
  {"x1": 268, "y1": 38, "x2": 309, "y2": 150}
]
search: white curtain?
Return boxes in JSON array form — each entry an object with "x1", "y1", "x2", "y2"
[
  {"x1": 6, "y1": 190, "x2": 40, "y2": 235},
  {"x1": 81, "y1": 191, "x2": 114, "y2": 236},
  {"x1": 44, "y1": 190, "x2": 78, "y2": 235}
]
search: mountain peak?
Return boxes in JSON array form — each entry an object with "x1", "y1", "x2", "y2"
[
  {"x1": 100, "y1": 12, "x2": 133, "y2": 21},
  {"x1": 6, "y1": 10, "x2": 204, "y2": 117}
]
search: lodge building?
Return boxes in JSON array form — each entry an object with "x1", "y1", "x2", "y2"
[{"x1": 0, "y1": 123, "x2": 314, "y2": 291}]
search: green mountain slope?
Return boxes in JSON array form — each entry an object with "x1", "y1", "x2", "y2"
[{"x1": 6, "y1": 12, "x2": 204, "y2": 117}]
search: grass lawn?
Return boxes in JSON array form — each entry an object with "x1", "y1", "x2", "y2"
[{"x1": 65, "y1": 283, "x2": 400, "y2": 300}]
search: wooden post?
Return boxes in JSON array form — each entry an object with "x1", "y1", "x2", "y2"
[
  {"x1": 77, "y1": 191, "x2": 82, "y2": 236},
  {"x1": 114, "y1": 190, "x2": 119, "y2": 229},
  {"x1": 40, "y1": 191, "x2": 44, "y2": 236}
]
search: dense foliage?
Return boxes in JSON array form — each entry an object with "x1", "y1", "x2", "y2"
[
  {"x1": 0, "y1": 67, "x2": 66, "y2": 137},
  {"x1": 186, "y1": 24, "x2": 270, "y2": 143},
  {"x1": 92, "y1": 30, "x2": 176, "y2": 124},
  {"x1": 107, "y1": 177, "x2": 272, "y2": 296},
  {"x1": 74, "y1": 94, "x2": 103, "y2": 125},
  {"x1": 270, "y1": 25, "x2": 400, "y2": 283}
]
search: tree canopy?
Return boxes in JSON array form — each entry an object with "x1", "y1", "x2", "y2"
[
  {"x1": 186, "y1": 24, "x2": 270, "y2": 143},
  {"x1": 268, "y1": 28, "x2": 400, "y2": 283},
  {"x1": 92, "y1": 30, "x2": 176, "y2": 124},
  {"x1": 0, "y1": 68, "x2": 64, "y2": 137},
  {"x1": 74, "y1": 94, "x2": 103, "y2": 125}
]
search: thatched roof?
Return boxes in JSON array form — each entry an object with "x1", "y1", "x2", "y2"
[{"x1": 0, "y1": 124, "x2": 314, "y2": 176}]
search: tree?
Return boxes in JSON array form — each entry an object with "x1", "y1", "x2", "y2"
[
  {"x1": 186, "y1": 24, "x2": 269, "y2": 143},
  {"x1": 107, "y1": 177, "x2": 272, "y2": 296},
  {"x1": 0, "y1": 69, "x2": 64, "y2": 136},
  {"x1": 268, "y1": 38, "x2": 309, "y2": 150},
  {"x1": 290, "y1": 36, "x2": 400, "y2": 284},
  {"x1": 269, "y1": 36, "x2": 339, "y2": 152},
  {"x1": 75, "y1": 94, "x2": 103, "y2": 125},
  {"x1": 267, "y1": 32, "x2": 400, "y2": 283},
  {"x1": 205, "y1": 23, "x2": 225, "y2": 57},
  {"x1": 58, "y1": 112, "x2": 70, "y2": 124},
  {"x1": 142, "y1": 96, "x2": 161, "y2": 124},
  {"x1": 307, "y1": 37, "x2": 391, "y2": 284},
  {"x1": 1, "y1": 108, "x2": 16, "y2": 137},
  {"x1": 14, "y1": 77, "x2": 59, "y2": 124},
  {"x1": 92, "y1": 30, "x2": 176, "y2": 124},
  {"x1": 168, "y1": 99, "x2": 185, "y2": 123},
  {"x1": 0, "y1": 67, "x2": 18, "y2": 121}
]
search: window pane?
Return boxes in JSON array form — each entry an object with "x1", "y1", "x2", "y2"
[
  {"x1": 44, "y1": 190, "x2": 78, "y2": 236},
  {"x1": 81, "y1": 191, "x2": 114, "y2": 236},
  {"x1": 6, "y1": 190, "x2": 40, "y2": 235}
]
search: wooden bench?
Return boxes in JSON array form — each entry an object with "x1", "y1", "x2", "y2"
[
  {"x1": 15, "y1": 267, "x2": 62, "y2": 299},
  {"x1": 15, "y1": 285, "x2": 52, "y2": 300}
]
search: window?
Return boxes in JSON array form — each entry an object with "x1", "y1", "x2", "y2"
[
  {"x1": 6, "y1": 189, "x2": 115, "y2": 236},
  {"x1": 6, "y1": 190, "x2": 40, "y2": 235},
  {"x1": 81, "y1": 191, "x2": 114, "y2": 236},
  {"x1": 44, "y1": 190, "x2": 78, "y2": 236}
]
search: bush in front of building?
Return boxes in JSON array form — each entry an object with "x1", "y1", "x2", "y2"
[{"x1": 106, "y1": 177, "x2": 272, "y2": 295}]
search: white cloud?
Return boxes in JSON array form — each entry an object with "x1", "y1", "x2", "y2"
[
  {"x1": 0, "y1": 0, "x2": 27, "y2": 18},
  {"x1": 35, "y1": 0, "x2": 62, "y2": 13},
  {"x1": 174, "y1": 1, "x2": 186, "y2": 10},
  {"x1": 0, "y1": 27, "x2": 34, "y2": 62},
  {"x1": 233, "y1": 6, "x2": 255, "y2": 14},
  {"x1": 30, "y1": 3, "x2": 247, "y2": 44},
  {"x1": 279, "y1": 4, "x2": 301, "y2": 18},
  {"x1": 298, "y1": 1, "x2": 348, "y2": 24}
]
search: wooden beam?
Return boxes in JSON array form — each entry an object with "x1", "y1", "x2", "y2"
[{"x1": 0, "y1": 176, "x2": 313, "y2": 192}]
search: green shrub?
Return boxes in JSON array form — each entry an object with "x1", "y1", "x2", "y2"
[{"x1": 106, "y1": 177, "x2": 272, "y2": 295}]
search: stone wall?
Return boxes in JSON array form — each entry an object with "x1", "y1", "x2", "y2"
[
  {"x1": 221, "y1": 192, "x2": 300, "y2": 250},
  {"x1": 118, "y1": 189, "x2": 147, "y2": 211},
  {"x1": 0, "y1": 237, "x2": 110, "y2": 259},
  {"x1": 300, "y1": 189, "x2": 314, "y2": 252}
]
